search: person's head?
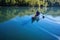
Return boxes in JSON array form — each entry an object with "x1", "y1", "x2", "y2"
[
  {"x1": 40, "y1": 5, "x2": 43, "y2": 9},
  {"x1": 36, "y1": 10, "x2": 39, "y2": 12}
]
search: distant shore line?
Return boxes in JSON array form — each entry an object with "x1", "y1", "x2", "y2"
[{"x1": 0, "y1": 6, "x2": 60, "y2": 7}]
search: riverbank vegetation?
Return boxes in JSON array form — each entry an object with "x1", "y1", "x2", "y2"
[
  {"x1": 0, "y1": 0, "x2": 60, "y2": 7},
  {"x1": 0, "y1": 0, "x2": 60, "y2": 22}
]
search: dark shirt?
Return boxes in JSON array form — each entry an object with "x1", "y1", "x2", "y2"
[{"x1": 35, "y1": 11, "x2": 40, "y2": 16}]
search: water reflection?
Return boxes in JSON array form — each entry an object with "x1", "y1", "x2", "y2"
[
  {"x1": 0, "y1": 14, "x2": 60, "y2": 40},
  {"x1": 0, "y1": 7, "x2": 60, "y2": 22},
  {"x1": 0, "y1": 7, "x2": 60, "y2": 40},
  {"x1": 44, "y1": 15, "x2": 60, "y2": 24}
]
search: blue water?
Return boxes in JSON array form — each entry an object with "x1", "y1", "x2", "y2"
[{"x1": 0, "y1": 15, "x2": 60, "y2": 40}]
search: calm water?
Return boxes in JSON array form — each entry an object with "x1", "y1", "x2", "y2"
[{"x1": 0, "y1": 7, "x2": 60, "y2": 40}]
